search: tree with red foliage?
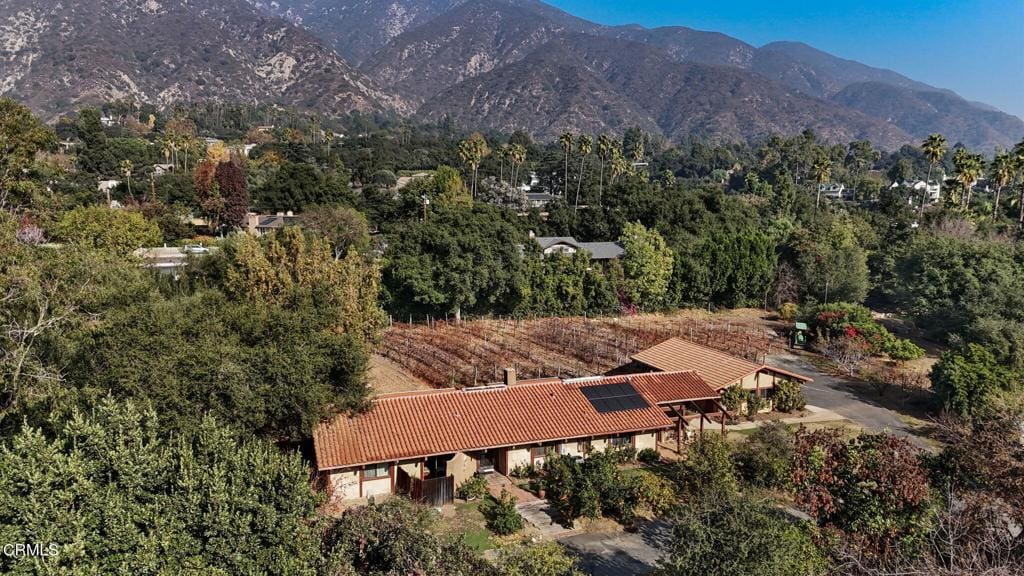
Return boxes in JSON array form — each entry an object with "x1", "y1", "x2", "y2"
[
  {"x1": 194, "y1": 160, "x2": 224, "y2": 232},
  {"x1": 215, "y1": 158, "x2": 248, "y2": 229},
  {"x1": 792, "y1": 428, "x2": 933, "y2": 560}
]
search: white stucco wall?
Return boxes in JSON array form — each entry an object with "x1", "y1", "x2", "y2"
[
  {"x1": 559, "y1": 441, "x2": 586, "y2": 458},
  {"x1": 329, "y1": 470, "x2": 360, "y2": 501},
  {"x1": 506, "y1": 447, "x2": 531, "y2": 473},
  {"x1": 634, "y1": 433, "x2": 657, "y2": 451},
  {"x1": 362, "y1": 477, "x2": 391, "y2": 498}
]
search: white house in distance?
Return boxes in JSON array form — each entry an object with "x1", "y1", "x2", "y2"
[{"x1": 892, "y1": 176, "x2": 943, "y2": 204}]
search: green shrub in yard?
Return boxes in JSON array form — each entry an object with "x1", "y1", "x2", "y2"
[
  {"x1": 772, "y1": 379, "x2": 806, "y2": 413},
  {"x1": 457, "y1": 474, "x2": 489, "y2": 501},
  {"x1": 885, "y1": 337, "x2": 925, "y2": 362},
  {"x1": 721, "y1": 384, "x2": 745, "y2": 413},
  {"x1": 779, "y1": 302, "x2": 799, "y2": 322},
  {"x1": 744, "y1": 392, "x2": 768, "y2": 418},
  {"x1": 637, "y1": 447, "x2": 660, "y2": 464},
  {"x1": 480, "y1": 489, "x2": 524, "y2": 535},
  {"x1": 732, "y1": 421, "x2": 795, "y2": 490}
]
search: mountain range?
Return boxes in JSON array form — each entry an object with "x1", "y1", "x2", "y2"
[{"x1": 2, "y1": 0, "x2": 1021, "y2": 150}]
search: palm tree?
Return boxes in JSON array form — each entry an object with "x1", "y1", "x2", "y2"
[
  {"x1": 989, "y1": 150, "x2": 1014, "y2": 217},
  {"x1": 458, "y1": 133, "x2": 490, "y2": 198},
  {"x1": 811, "y1": 156, "x2": 832, "y2": 209},
  {"x1": 559, "y1": 132, "x2": 573, "y2": 196},
  {"x1": 596, "y1": 134, "x2": 612, "y2": 206},
  {"x1": 496, "y1": 144, "x2": 509, "y2": 183},
  {"x1": 920, "y1": 134, "x2": 948, "y2": 217},
  {"x1": 120, "y1": 159, "x2": 134, "y2": 200},
  {"x1": 630, "y1": 139, "x2": 644, "y2": 165},
  {"x1": 509, "y1": 144, "x2": 526, "y2": 186},
  {"x1": 953, "y1": 148, "x2": 983, "y2": 208},
  {"x1": 325, "y1": 130, "x2": 335, "y2": 157},
  {"x1": 574, "y1": 135, "x2": 593, "y2": 216},
  {"x1": 1013, "y1": 139, "x2": 1024, "y2": 226},
  {"x1": 609, "y1": 147, "x2": 629, "y2": 183}
]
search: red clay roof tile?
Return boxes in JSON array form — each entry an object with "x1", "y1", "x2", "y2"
[{"x1": 314, "y1": 373, "x2": 716, "y2": 471}]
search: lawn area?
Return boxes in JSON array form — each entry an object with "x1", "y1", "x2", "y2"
[{"x1": 436, "y1": 501, "x2": 496, "y2": 552}]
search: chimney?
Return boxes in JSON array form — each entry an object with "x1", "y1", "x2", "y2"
[{"x1": 503, "y1": 367, "x2": 517, "y2": 387}]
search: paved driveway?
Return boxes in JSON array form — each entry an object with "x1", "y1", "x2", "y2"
[
  {"x1": 767, "y1": 353, "x2": 925, "y2": 444},
  {"x1": 560, "y1": 520, "x2": 670, "y2": 576}
]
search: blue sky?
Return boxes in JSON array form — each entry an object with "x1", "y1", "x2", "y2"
[{"x1": 546, "y1": 0, "x2": 1024, "y2": 119}]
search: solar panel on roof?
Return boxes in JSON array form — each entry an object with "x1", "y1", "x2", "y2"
[{"x1": 581, "y1": 382, "x2": 651, "y2": 413}]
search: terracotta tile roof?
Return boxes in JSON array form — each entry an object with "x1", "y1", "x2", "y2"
[
  {"x1": 631, "y1": 338, "x2": 762, "y2": 389},
  {"x1": 631, "y1": 337, "x2": 811, "y2": 389},
  {"x1": 629, "y1": 371, "x2": 721, "y2": 404},
  {"x1": 314, "y1": 376, "x2": 684, "y2": 471}
]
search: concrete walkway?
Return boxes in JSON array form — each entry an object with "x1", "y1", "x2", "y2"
[{"x1": 724, "y1": 404, "x2": 844, "y2": 431}]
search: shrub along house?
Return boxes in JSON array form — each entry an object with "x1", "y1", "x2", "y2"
[
  {"x1": 615, "y1": 337, "x2": 812, "y2": 413},
  {"x1": 313, "y1": 368, "x2": 725, "y2": 506}
]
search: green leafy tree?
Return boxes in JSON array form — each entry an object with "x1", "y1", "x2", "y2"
[
  {"x1": 668, "y1": 435, "x2": 738, "y2": 502},
  {"x1": 53, "y1": 206, "x2": 161, "y2": 255},
  {"x1": 301, "y1": 204, "x2": 372, "y2": 257},
  {"x1": 321, "y1": 498, "x2": 494, "y2": 575},
  {"x1": 433, "y1": 164, "x2": 472, "y2": 209},
  {"x1": 930, "y1": 343, "x2": 1020, "y2": 417},
  {"x1": 792, "y1": 223, "x2": 869, "y2": 305},
  {"x1": 655, "y1": 496, "x2": 827, "y2": 576},
  {"x1": 224, "y1": 228, "x2": 386, "y2": 345},
  {"x1": 733, "y1": 421, "x2": 795, "y2": 489},
  {"x1": 0, "y1": 99, "x2": 57, "y2": 209},
  {"x1": 0, "y1": 399, "x2": 324, "y2": 575},
  {"x1": 620, "y1": 222, "x2": 674, "y2": 310},
  {"x1": 383, "y1": 206, "x2": 524, "y2": 322},
  {"x1": 67, "y1": 288, "x2": 369, "y2": 440}
]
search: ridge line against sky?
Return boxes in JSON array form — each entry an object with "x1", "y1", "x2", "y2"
[{"x1": 545, "y1": 0, "x2": 1024, "y2": 120}]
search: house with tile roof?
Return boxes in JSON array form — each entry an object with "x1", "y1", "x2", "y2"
[
  {"x1": 313, "y1": 368, "x2": 727, "y2": 505},
  {"x1": 617, "y1": 337, "x2": 812, "y2": 411}
]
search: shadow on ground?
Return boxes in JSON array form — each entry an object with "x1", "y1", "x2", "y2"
[{"x1": 560, "y1": 520, "x2": 671, "y2": 576}]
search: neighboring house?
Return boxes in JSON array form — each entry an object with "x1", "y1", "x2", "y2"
[
  {"x1": 525, "y1": 192, "x2": 559, "y2": 209},
  {"x1": 534, "y1": 236, "x2": 624, "y2": 260},
  {"x1": 313, "y1": 367, "x2": 725, "y2": 505},
  {"x1": 518, "y1": 172, "x2": 541, "y2": 193},
  {"x1": 204, "y1": 137, "x2": 223, "y2": 147},
  {"x1": 133, "y1": 245, "x2": 215, "y2": 275},
  {"x1": 617, "y1": 337, "x2": 811, "y2": 409},
  {"x1": 245, "y1": 212, "x2": 300, "y2": 236},
  {"x1": 818, "y1": 182, "x2": 848, "y2": 199},
  {"x1": 152, "y1": 164, "x2": 175, "y2": 177},
  {"x1": 892, "y1": 178, "x2": 942, "y2": 204},
  {"x1": 100, "y1": 116, "x2": 116, "y2": 127}
]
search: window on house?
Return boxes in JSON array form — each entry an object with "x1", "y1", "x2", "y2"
[
  {"x1": 608, "y1": 436, "x2": 631, "y2": 448},
  {"x1": 364, "y1": 463, "x2": 389, "y2": 479},
  {"x1": 576, "y1": 440, "x2": 591, "y2": 454}
]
